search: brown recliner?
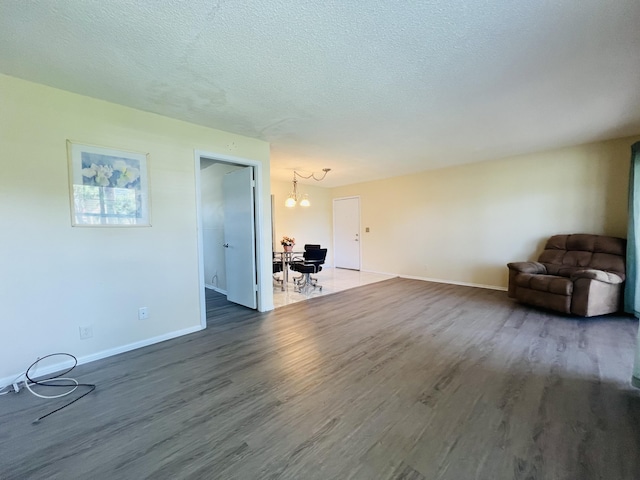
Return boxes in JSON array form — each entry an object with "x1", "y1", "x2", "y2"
[{"x1": 507, "y1": 234, "x2": 626, "y2": 317}]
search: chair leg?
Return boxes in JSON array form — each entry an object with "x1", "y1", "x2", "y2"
[
  {"x1": 294, "y1": 273, "x2": 322, "y2": 293},
  {"x1": 293, "y1": 273, "x2": 309, "y2": 292}
]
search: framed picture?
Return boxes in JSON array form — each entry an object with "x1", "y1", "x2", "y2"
[{"x1": 67, "y1": 141, "x2": 151, "y2": 226}]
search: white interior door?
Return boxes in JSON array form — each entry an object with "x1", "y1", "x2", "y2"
[
  {"x1": 333, "y1": 197, "x2": 361, "y2": 270},
  {"x1": 223, "y1": 167, "x2": 257, "y2": 309}
]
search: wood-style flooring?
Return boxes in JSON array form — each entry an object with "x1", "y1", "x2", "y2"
[{"x1": 1, "y1": 278, "x2": 639, "y2": 479}]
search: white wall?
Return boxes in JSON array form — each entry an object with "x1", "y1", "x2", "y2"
[
  {"x1": 0, "y1": 74, "x2": 271, "y2": 383},
  {"x1": 201, "y1": 163, "x2": 242, "y2": 292},
  {"x1": 332, "y1": 136, "x2": 637, "y2": 288},
  {"x1": 271, "y1": 179, "x2": 334, "y2": 265}
]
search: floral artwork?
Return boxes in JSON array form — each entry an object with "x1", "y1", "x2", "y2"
[
  {"x1": 67, "y1": 141, "x2": 150, "y2": 226},
  {"x1": 81, "y1": 154, "x2": 141, "y2": 189}
]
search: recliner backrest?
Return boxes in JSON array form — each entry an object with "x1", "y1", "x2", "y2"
[{"x1": 537, "y1": 234, "x2": 626, "y2": 280}]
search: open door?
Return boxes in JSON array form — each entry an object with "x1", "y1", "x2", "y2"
[{"x1": 223, "y1": 167, "x2": 257, "y2": 309}]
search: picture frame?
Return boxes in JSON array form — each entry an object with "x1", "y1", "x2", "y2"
[{"x1": 67, "y1": 141, "x2": 151, "y2": 226}]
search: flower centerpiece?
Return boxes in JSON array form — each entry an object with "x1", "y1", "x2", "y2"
[{"x1": 281, "y1": 236, "x2": 295, "y2": 252}]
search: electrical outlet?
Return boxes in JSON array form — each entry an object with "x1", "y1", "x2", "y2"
[
  {"x1": 138, "y1": 307, "x2": 149, "y2": 320},
  {"x1": 79, "y1": 325, "x2": 93, "y2": 340}
]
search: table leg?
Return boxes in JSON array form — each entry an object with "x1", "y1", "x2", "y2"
[{"x1": 281, "y1": 252, "x2": 286, "y2": 291}]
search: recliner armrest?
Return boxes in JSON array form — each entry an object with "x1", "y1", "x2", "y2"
[
  {"x1": 571, "y1": 269, "x2": 624, "y2": 285},
  {"x1": 507, "y1": 261, "x2": 547, "y2": 274}
]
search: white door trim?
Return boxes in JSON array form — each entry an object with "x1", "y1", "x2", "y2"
[
  {"x1": 194, "y1": 150, "x2": 270, "y2": 329},
  {"x1": 333, "y1": 195, "x2": 362, "y2": 271}
]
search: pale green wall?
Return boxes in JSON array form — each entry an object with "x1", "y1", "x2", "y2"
[
  {"x1": 0, "y1": 74, "x2": 271, "y2": 381},
  {"x1": 332, "y1": 136, "x2": 638, "y2": 288}
]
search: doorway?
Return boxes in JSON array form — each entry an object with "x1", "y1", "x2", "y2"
[
  {"x1": 195, "y1": 150, "x2": 271, "y2": 328},
  {"x1": 222, "y1": 167, "x2": 257, "y2": 309},
  {"x1": 333, "y1": 196, "x2": 361, "y2": 270}
]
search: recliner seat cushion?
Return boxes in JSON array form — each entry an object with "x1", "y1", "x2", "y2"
[{"x1": 543, "y1": 264, "x2": 583, "y2": 278}]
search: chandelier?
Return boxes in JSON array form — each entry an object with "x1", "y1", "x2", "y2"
[{"x1": 285, "y1": 168, "x2": 331, "y2": 208}]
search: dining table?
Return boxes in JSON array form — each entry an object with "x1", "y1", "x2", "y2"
[{"x1": 273, "y1": 250, "x2": 304, "y2": 290}]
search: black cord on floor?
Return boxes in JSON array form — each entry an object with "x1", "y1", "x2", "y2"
[{"x1": 25, "y1": 353, "x2": 96, "y2": 423}]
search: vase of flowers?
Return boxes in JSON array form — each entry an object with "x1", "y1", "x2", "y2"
[{"x1": 281, "y1": 236, "x2": 295, "y2": 252}]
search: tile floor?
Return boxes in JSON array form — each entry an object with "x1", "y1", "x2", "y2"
[{"x1": 272, "y1": 267, "x2": 396, "y2": 308}]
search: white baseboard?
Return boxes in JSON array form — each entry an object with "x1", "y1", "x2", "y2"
[
  {"x1": 205, "y1": 284, "x2": 227, "y2": 294},
  {"x1": 355, "y1": 268, "x2": 507, "y2": 291},
  {"x1": 399, "y1": 273, "x2": 508, "y2": 291},
  {"x1": 0, "y1": 325, "x2": 203, "y2": 390},
  {"x1": 359, "y1": 268, "x2": 399, "y2": 277}
]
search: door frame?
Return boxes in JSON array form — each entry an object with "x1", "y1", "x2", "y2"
[
  {"x1": 194, "y1": 150, "x2": 271, "y2": 329},
  {"x1": 333, "y1": 195, "x2": 362, "y2": 271}
]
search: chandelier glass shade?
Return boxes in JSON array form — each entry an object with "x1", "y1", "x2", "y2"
[{"x1": 285, "y1": 193, "x2": 297, "y2": 208}]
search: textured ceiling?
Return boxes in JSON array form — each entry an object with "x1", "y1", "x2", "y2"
[{"x1": 1, "y1": 0, "x2": 639, "y2": 187}]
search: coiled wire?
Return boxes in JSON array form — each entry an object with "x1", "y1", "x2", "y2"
[{"x1": 25, "y1": 353, "x2": 96, "y2": 423}]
